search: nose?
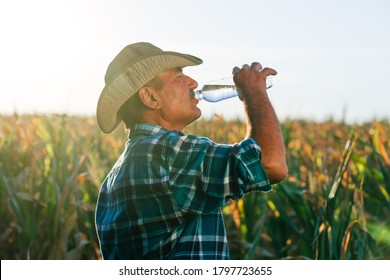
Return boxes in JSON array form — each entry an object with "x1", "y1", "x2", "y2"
[{"x1": 185, "y1": 75, "x2": 198, "y2": 89}]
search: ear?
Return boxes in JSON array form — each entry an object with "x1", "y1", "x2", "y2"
[{"x1": 138, "y1": 87, "x2": 161, "y2": 109}]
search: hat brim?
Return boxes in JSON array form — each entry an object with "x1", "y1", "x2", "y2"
[{"x1": 97, "y1": 52, "x2": 202, "y2": 133}]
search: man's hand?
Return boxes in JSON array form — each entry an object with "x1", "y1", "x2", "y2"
[{"x1": 233, "y1": 62, "x2": 276, "y2": 100}]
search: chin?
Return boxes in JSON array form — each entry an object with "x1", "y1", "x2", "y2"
[
  {"x1": 194, "y1": 108, "x2": 202, "y2": 120},
  {"x1": 186, "y1": 110, "x2": 202, "y2": 127}
]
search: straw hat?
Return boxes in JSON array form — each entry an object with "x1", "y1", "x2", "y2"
[{"x1": 96, "y1": 42, "x2": 202, "y2": 133}]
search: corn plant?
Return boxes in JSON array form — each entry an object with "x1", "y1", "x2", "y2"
[
  {"x1": 1, "y1": 114, "x2": 389, "y2": 259},
  {"x1": 214, "y1": 119, "x2": 390, "y2": 259}
]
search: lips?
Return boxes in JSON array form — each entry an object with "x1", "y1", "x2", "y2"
[{"x1": 189, "y1": 90, "x2": 199, "y2": 104}]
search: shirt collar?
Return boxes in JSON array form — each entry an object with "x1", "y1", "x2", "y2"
[{"x1": 128, "y1": 123, "x2": 172, "y2": 139}]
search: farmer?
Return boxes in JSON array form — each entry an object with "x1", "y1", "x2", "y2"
[{"x1": 95, "y1": 42, "x2": 287, "y2": 259}]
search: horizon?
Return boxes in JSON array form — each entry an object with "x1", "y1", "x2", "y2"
[{"x1": 2, "y1": 109, "x2": 388, "y2": 126}]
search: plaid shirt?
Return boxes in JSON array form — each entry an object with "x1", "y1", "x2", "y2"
[{"x1": 95, "y1": 123, "x2": 271, "y2": 259}]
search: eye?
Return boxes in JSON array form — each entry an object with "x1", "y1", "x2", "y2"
[{"x1": 175, "y1": 68, "x2": 184, "y2": 78}]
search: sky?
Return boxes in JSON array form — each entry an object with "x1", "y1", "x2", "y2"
[{"x1": 1, "y1": 0, "x2": 389, "y2": 123}]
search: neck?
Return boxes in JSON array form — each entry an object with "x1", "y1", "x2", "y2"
[{"x1": 141, "y1": 110, "x2": 186, "y2": 131}]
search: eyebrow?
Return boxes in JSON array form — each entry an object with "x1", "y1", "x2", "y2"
[{"x1": 174, "y1": 67, "x2": 183, "y2": 73}]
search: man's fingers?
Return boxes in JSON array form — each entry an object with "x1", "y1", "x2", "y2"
[
  {"x1": 250, "y1": 62, "x2": 262, "y2": 71},
  {"x1": 232, "y1": 66, "x2": 240, "y2": 74},
  {"x1": 233, "y1": 64, "x2": 277, "y2": 77}
]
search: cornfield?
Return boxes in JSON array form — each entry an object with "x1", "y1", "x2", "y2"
[{"x1": 1, "y1": 113, "x2": 389, "y2": 259}]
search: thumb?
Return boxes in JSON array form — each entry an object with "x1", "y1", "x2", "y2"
[{"x1": 261, "y1": 67, "x2": 278, "y2": 77}]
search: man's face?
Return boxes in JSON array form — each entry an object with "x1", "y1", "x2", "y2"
[{"x1": 155, "y1": 68, "x2": 201, "y2": 130}]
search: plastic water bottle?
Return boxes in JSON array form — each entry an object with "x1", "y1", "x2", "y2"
[{"x1": 195, "y1": 76, "x2": 273, "y2": 102}]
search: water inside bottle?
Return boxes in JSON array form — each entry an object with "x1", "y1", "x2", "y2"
[
  {"x1": 201, "y1": 85, "x2": 237, "y2": 102},
  {"x1": 195, "y1": 76, "x2": 273, "y2": 102}
]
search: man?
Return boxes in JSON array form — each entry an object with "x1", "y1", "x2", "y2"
[{"x1": 95, "y1": 42, "x2": 287, "y2": 259}]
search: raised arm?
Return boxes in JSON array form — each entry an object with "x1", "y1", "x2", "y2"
[{"x1": 233, "y1": 62, "x2": 288, "y2": 184}]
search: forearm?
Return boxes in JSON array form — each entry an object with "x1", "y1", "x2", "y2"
[{"x1": 243, "y1": 89, "x2": 287, "y2": 184}]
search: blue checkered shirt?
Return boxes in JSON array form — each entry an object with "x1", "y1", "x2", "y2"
[{"x1": 95, "y1": 123, "x2": 271, "y2": 259}]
